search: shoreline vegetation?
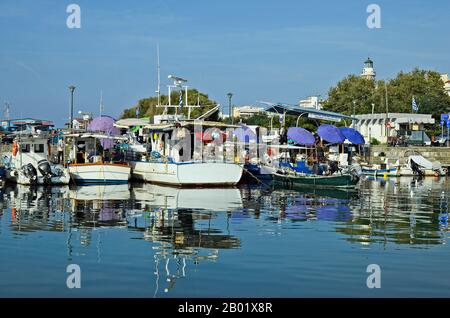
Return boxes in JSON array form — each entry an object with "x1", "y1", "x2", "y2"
[{"x1": 120, "y1": 68, "x2": 450, "y2": 138}]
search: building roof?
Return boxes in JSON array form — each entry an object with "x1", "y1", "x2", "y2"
[
  {"x1": 3, "y1": 118, "x2": 54, "y2": 126},
  {"x1": 355, "y1": 113, "x2": 435, "y2": 124}
]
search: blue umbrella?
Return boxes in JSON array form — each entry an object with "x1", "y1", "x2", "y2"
[
  {"x1": 287, "y1": 127, "x2": 315, "y2": 145},
  {"x1": 233, "y1": 125, "x2": 257, "y2": 142},
  {"x1": 317, "y1": 125, "x2": 346, "y2": 144},
  {"x1": 339, "y1": 127, "x2": 365, "y2": 145}
]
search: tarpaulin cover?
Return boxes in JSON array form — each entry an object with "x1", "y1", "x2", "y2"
[
  {"x1": 339, "y1": 127, "x2": 365, "y2": 145},
  {"x1": 287, "y1": 127, "x2": 315, "y2": 145},
  {"x1": 87, "y1": 115, "x2": 120, "y2": 150},
  {"x1": 317, "y1": 125, "x2": 345, "y2": 144}
]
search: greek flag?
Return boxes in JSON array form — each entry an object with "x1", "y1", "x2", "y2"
[
  {"x1": 412, "y1": 96, "x2": 419, "y2": 112},
  {"x1": 179, "y1": 91, "x2": 184, "y2": 109}
]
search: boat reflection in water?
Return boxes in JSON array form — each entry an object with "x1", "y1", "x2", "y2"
[
  {"x1": 68, "y1": 184, "x2": 131, "y2": 228},
  {"x1": 339, "y1": 177, "x2": 449, "y2": 246},
  {"x1": 0, "y1": 177, "x2": 449, "y2": 297},
  {"x1": 127, "y1": 183, "x2": 243, "y2": 295},
  {"x1": 238, "y1": 184, "x2": 357, "y2": 223},
  {"x1": 5, "y1": 184, "x2": 69, "y2": 234}
]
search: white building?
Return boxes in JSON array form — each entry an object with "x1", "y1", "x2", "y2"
[
  {"x1": 361, "y1": 57, "x2": 376, "y2": 80},
  {"x1": 298, "y1": 96, "x2": 322, "y2": 110},
  {"x1": 233, "y1": 105, "x2": 264, "y2": 118},
  {"x1": 441, "y1": 74, "x2": 450, "y2": 96},
  {"x1": 354, "y1": 113, "x2": 435, "y2": 143}
]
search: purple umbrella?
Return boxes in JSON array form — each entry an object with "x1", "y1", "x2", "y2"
[
  {"x1": 339, "y1": 127, "x2": 365, "y2": 145},
  {"x1": 87, "y1": 115, "x2": 120, "y2": 150},
  {"x1": 233, "y1": 125, "x2": 257, "y2": 143},
  {"x1": 317, "y1": 125, "x2": 345, "y2": 144},
  {"x1": 287, "y1": 127, "x2": 315, "y2": 145}
]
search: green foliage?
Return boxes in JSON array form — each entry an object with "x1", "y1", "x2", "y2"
[
  {"x1": 370, "y1": 138, "x2": 381, "y2": 145},
  {"x1": 323, "y1": 69, "x2": 450, "y2": 120},
  {"x1": 322, "y1": 75, "x2": 384, "y2": 115},
  {"x1": 120, "y1": 89, "x2": 219, "y2": 122}
]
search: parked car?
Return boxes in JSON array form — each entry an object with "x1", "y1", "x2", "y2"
[{"x1": 398, "y1": 130, "x2": 431, "y2": 146}]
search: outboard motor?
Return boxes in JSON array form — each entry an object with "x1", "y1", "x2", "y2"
[
  {"x1": 0, "y1": 166, "x2": 6, "y2": 187},
  {"x1": 328, "y1": 161, "x2": 340, "y2": 175},
  {"x1": 21, "y1": 163, "x2": 38, "y2": 184},
  {"x1": 410, "y1": 159, "x2": 425, "y2": 177},
  {"x1": 37, "y1": 159, "x2": 53, "y2": 185}
]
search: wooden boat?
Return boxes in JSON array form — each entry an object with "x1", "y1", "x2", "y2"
[
  {"x1": 66, "y1": 133, "x2": 131, "y2": 184},
  {"x1": 68, "y1": 162, "x2": 130, "y2": 184},
  {"x1": 273, "y1": 171, "x2": 360, "y2": 189}
]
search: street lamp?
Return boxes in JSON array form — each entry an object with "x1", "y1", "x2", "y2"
[
  {"x1": 227, "y1": 92, "x2": 233, "y2": 124},
  {"x1": 69, "y1": 85, "x2": 76, "y2": 130},
  {"x1": 296, "y1": 113, "x2": 308, "y2": 127}
]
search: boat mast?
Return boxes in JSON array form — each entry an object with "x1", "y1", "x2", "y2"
[{"x1": 156, "y1": 43, "x2": 163, "y2": 114}]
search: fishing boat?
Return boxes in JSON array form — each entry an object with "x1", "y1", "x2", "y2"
[
  {"x1": 273, "y1": 170, "x2": 360, "y2": 189},
  {"x1": 66, "y1": 133, "x2": 131, "y2": 184},
  {"x1": 360, "y1": 164, "x2": 399, "y2": 177},
  {"x1": 3, "y1": 130, "x2": 70, "y2": 185},
  {"x1": 117, "y1": 120, "x2": 244, "y2": 186}
]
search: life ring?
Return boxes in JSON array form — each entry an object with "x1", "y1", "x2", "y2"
[
  {"x1": 12, "y1": 141, "x2": 18, "y2": 156},
  {"x1": 267, "y1": 148, "x2": 273, "y2": 156}
]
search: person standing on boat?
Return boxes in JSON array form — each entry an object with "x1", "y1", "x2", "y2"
[{"x1": 57, "y1": 138, "x2": 65, "y2": 164}]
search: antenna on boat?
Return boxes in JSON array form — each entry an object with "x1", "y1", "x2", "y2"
[
  {"x1": 99, "y1": 90, "x2": 104, "y2": 117},
  {"x1": 156, "y1": 43, "x2": 162, "y2": 112}
]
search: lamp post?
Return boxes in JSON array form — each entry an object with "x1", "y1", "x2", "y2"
[
  {"x1": 227, "y1": 92, "x2": 233, "y2": 124},
  {"x1": 69, "y1": 85, "x2": 76, "y2": 130},
  {"x1": 296, "y1": 113, "x2": 308, "y2": 127}
]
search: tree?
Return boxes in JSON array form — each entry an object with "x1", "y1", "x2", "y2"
[
  {"x1": 120, "y1": 89, "x2": 219, "y2": 121},
  {"x1": 323, "y1": 69, "x2": 450, "y2": 120},
  {"x1": 386, "y1": 69, "x2": 450, "y2": 117},
  {"x1": 322, "y1": 75, "x2": 385, "y2": 115}
]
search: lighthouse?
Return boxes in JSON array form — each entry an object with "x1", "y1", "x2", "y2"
[{"x1": 361, "y1": 57, "x2": 376, "y2": 80}]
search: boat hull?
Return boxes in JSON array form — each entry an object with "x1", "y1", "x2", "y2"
[
  {"x1": 68, "y1": 164, "x2": 131, "y2": 184},
  {"x1": 274, "y1": 173, "x2": 359, "y2": 189},
  {"x1": 361, "y1": 167, "x2": 399, "y2": 177},
  {"x1": 130, "y1": 161, "x2": 243, "y2": 186}
]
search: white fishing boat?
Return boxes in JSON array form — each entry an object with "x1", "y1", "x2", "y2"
[
  {"x1": 3, "y1": 130, "x2": 70, "y2": 185},
  {"x1": 66, "y1": 133, "x2": 131, "y2": 184},
  {"x1": 117, "y1": 120, "x2": 244, "y2": 186}
]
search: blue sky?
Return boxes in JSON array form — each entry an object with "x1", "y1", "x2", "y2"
[{"x1": 0, "y1": 0, "x2": 449, "y2": 126}]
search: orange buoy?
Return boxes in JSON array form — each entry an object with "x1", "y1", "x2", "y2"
[{"x1": 12, "y1": 141, "x2": 18, "y2": 156}]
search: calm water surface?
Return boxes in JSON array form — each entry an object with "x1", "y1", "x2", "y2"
[{"x1": 0, "y1": 178, "x2": 449, "y2": 297}]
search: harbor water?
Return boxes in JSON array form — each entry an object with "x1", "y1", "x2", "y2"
[{"x1": 0, "y1": 177, "x2": 449, "y2": 297}]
